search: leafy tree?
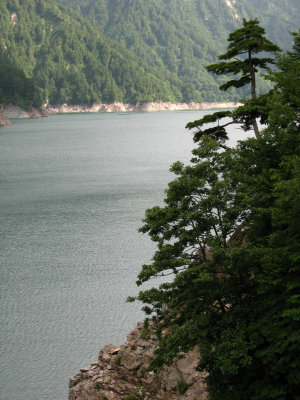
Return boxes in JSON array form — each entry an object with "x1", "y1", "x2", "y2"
[{"x1": 129, "y1": 30, "x2": 300, "y2": 400}]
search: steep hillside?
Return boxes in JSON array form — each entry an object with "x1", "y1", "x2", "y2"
[
  {"x1": 245, "y1": 0, "x2": 299, "y2": 48},
  {"x1": 57, "y1": 0, "x2": 300, "y2": 101},
  {"x1": 0, "y1": 55, "x2": 42, "y2": 109},
  {"x1": 0, "y1": 0, "x2": 183, "y2": 105},
  {"x1": 1, "y1": 0, "x2": 298, "y2": 106}
]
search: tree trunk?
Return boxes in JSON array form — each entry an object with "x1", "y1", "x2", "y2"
[{"x1": 249, "y1": 53, "x2": 261, "y2": 139}]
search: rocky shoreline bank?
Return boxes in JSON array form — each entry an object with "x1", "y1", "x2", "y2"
[
  {"x1": 0, "y1": 107, "x2": 11, "y2": 126},
  {"x1": 46, "y1": 101, "x2": 241, "y2": 114},
  {"x1": 0, "y1": 101, "x2": 241, "y2": 125},
  {"x1": 0, "y1": 104, "x2": 48, "y2": 123},
  {"x1": 69, "y1": 320, "x2": 208, "y2": 400}
]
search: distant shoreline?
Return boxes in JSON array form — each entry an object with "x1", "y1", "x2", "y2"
[
  {"x1": 2, "y1": 101, "x2": 242, "y2": 122},
  {"x1": 45, "y1": 101, "x2": 242, "y2": 114}
]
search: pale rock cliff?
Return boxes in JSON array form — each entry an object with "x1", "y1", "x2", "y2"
[
  {"x1": 1, "y1": 102, "x2": 241, "y2": 124},
  {"x1": 46, "y1": 101, "x2": 241, "y2": 114},
  {"x1": 69, "y1": 321, "x2": 208, "y2": 400},
  {"x1": 0, "y1": 109, "x2": 11, "y2": 126},
  {"x1": 2, "y1": 104, "x2": 48, "y2": 119}
]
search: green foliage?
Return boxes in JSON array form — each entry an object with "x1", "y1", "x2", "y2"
[
  {"x1": 124, "y1": 385, "x2": 145, "y2": 400},
  {"x1": 94, "y1": 381, "x2": 102, "y2": 390},
  {"x1": 124, "y1": 395, "x2": 137, "y2": 400},
  {"x1": 185, "y1": 110, "x2": 234, "y2": 145},
  {"x1": 0, "y1": 0, "x2": 179, "y2": 106},
  {"x1": 207, "y1": 18, "x2": 280, "y2": 95},
  {"x1": 204, "y1": 18, "x2": 280, "y2": 139},
  {"x1": 140, "y1": 319, "x2": 150, "y2": 340},
  {"x1": 0, "y1": 55, "x2": 42, "y2": 109},
  {"x1": 114, "y1": 354, "x2": 121, "y2": 366},
  {"x1": 131, "y1": 29, "x2": 300, "y2": 400},
  {"x1": 176, "y1": 375, "x2": 188, "y2": 394}
]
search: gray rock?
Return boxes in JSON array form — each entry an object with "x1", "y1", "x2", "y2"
[{"x1": 69, "y1": 321, "x2": 208, "y2": 400}]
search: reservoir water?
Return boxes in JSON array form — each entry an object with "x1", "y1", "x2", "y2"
[{"x1": 0, "y1": 111, "x2": 246, "y2": 400}]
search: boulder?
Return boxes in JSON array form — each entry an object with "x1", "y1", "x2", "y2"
[
  {"x1": 0, "y1": 109, "x2": 11, "y2": 126},
  {"x1": 69, "y1": 321, "x2": 208, "y2": 400}
]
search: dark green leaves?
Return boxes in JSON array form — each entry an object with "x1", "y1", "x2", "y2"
[
  {"x1": 131, "y1": 28, "x2": 300, "y2": 400},
  {"x1": 220, "y1": 18, "x2": 281, "y2": 59},
  {"x1": 206, "y1": 18, "x2": 280, "y2": 99},
  {"x1": 186, "y1": 110, "x2": 235, "y2": 145}
]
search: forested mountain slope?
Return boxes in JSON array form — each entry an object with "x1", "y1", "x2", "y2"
[
  {"x1": 58, "y1": 0, "x2": 300, "y2": 101},
  {"x1": 0, "y1": 0, "x2": 183, "y2": 107},
  {"x1": 1, "y1": 0, "x2": 299, "y2": 107},
  {"x1": 0, "y1": 55, "x2": 42, "y2": 109}
]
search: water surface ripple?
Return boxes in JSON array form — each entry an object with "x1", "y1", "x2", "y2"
[{"x1": 0, "y1": 111, "x2": 244, "y2": 400}]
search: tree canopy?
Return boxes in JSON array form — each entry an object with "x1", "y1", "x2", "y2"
[
  {"x1": 189, "y1": 19, "x2": 281, "y2": 140},
  {"x1": 129, "y1": 25, "x2": 300, "y2": 400},
  {"x1": 0, "y1": 55, "x2": 42, "y2": 109},
  {"x1": 207, "y1": 19, "x2": 280, "y2": 93}
]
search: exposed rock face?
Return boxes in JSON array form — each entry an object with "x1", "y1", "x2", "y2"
[
  {"x1": 0, "y1": 108, "x2": 11, "y2": 126},
  {"x1": 11, "y1": 12, "x2": 18, "y2": 26},
  {"x1": 29, "y1": 106, "x2": 48, "y2": 118},
  {"x1": 47, "y1": 101, "x2": 241, "y2": 115},
  {"x1": 2, "y1": 104, "x2": 48, "y2": 119},
  {"x1": 0, "y1": 101, "x2": 241, "y2": 124},
  {"x1": 69, "y1": 321, "x2": 208, "y2": 400}
]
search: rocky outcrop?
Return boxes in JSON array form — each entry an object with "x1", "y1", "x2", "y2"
[
  {"x1": 0, "y1": 101, "x2": 241, "y2": 124},
  {"x1": 69, "y1": 321, "x2": 208, "y2": 400},
  {"x1": 0, "y1": 108, "x2": 11, "y2": 126},
  {"x1": 28, "y1": 106, "x2": 48, "y2": 118},
  {"x1": 2, "y1": 104, "x2": 48, "y2": 119},
  {"x1": 46, "y1": 101, "x2": 241, "y2": 115}
]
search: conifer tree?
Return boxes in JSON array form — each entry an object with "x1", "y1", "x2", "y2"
[{"x1": 187, "y1": 19, "x2": 280, "y2": 141}]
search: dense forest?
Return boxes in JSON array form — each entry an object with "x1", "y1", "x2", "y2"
[
  {"x1": 58, "y1": 0, "x2": 300, "y2": 101},
  {"x1": 0, "y1": 54, "x2": 43, "y2": 109},
  {"x1": 0, "y1": 0, "x2": 181, "y2": 108},
  {"x1": 128, "y1": 23, "x2": 300, "y2": 399},
  {"x1": 0, "y1": 0, "x2": 299, "y2": 108}
]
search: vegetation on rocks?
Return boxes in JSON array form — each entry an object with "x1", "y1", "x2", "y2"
[{"x1": 69, "y1": 321, "x2": 208, "y2": 400}]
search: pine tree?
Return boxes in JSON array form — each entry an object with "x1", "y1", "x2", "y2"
[{"x1": 206, "y1": 18, "x2": 280, "y2": 138}]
